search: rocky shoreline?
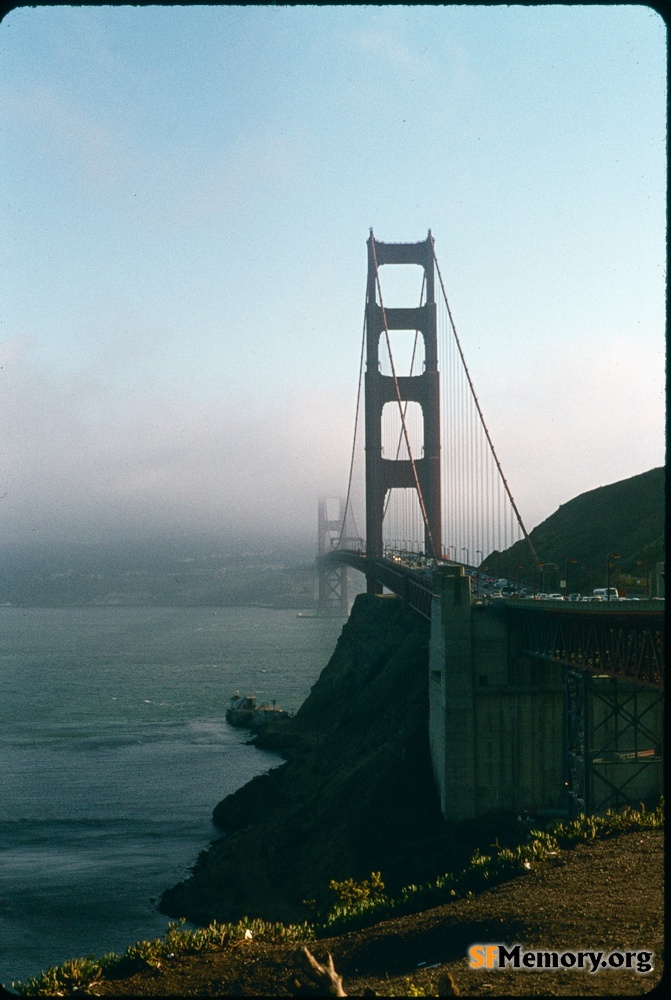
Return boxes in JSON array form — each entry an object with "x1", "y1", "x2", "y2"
[
  {"x1": 159, "y1": 593, "x2": 555, "y2": 929},
  {"x1": 160, "y1": 593, "x2": 456, "y2": 925}
]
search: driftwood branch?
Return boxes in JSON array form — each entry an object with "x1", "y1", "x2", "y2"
[
  {"x1": 437, "y1": 970, "x2": 460, "y2": 995},
  {"x1": 292, "y1": 945, "x2": 459, "y2": 997},
  {"x1": 294, "y1": 946, "x2": 347, "y2": 996}
]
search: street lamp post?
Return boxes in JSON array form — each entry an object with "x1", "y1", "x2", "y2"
[
  {"x1": 637, "y1": 560, "x2": 649, "y2": 599},
  {"x1": 533, "y1": 562, "x2": 542, "y2": 597},
  {"x1": 545, "y1": 562, "x2": 559, "y2": 594},
  {"x1": 448, "y1": 545, "x2": 456, "y2": 562},
  {"x1": 475, "y1": 549, "x2": 483, "y2": 597},
  {"x1": 462, "y1": 547, "x2": 469, "y2": 569},
  {"x1": 606, "y1": 553, "x2": 621, "y2": 600},
  {"x1": 564, "y1": 558, "x2": 577, "y2": 599},
  {"x1": 582, "y1": 565, "x2": 592, "y2": 596}
]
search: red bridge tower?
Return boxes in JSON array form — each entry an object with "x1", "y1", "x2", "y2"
[{"x1": 365, "y1": 232, "x2": 442, "y2": 590}]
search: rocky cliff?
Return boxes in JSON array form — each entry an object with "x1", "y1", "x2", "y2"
[{"x1": 160, "y1": 593, "x2": 457, "y2": 926}]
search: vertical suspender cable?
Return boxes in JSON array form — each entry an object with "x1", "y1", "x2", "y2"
[
  {"x1": 337, "y1": 293, "x2": 367, "y2": 550},
  {"x1": 459, "y1": 352, "x2": 465, "y2": 554},
  {"x1": 469, "y1": 370, "x2": 474, "y2": 556},
  {"x1": 433, "y1": 248, "x2": 539, "y2": 566}
]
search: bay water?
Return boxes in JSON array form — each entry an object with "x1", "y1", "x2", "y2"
[{"x1": 0, "y1": 606, "x2": 344, "y2": 987}]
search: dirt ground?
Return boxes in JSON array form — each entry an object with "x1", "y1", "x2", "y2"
[{"x1": 84, "y1": 829, "x2": 664, "y2": 997}]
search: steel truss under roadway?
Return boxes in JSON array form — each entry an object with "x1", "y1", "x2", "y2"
[
  {"x1": 512, "y1": 603, "x2": 664, "y2": 690},
  {"x1": 565, "y1": 669, "x2": 663, "y2": 817},
  {"x1": 514, "y1": 603, "x2": 664, "y2": 816}
]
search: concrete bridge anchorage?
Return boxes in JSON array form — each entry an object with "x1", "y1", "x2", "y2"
[
  {"x1": 427, "y1": 564, "x2": 663, "y2": 821},
  {"x1": 325, "y1": 549, "x2": 663, "y2": 818}
]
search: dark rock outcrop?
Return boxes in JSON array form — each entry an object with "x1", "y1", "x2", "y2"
[{"x1": 160, "y1": 593, "x2": 453, "y2": 926}]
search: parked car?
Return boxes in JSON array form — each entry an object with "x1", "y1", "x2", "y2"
[{"x1": 547, "y1": 593, "x2": 565, "y2": 601}]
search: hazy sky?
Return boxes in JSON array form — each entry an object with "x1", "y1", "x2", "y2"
[{"x1": 0, "y1": 5, "x2": 666, "y2": 552}]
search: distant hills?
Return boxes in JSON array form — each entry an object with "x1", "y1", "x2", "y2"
[
  {"x1": 0, "y1": 541, "x2": 319, "y2": 608},
  {"x1": 481, "y1": 466, "x2": 665, "y2": 597},
  {"x1": 0, "y1": 468, "x2": 665, "y2": 605}
]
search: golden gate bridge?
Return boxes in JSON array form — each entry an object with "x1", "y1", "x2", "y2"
[
  {"x1": 319, "y1": 230, "x2": 538, "y2": 603},
  {"x1": 317, "y1": 232, "x2": 663, "y2": 695},
  {"x1": 316, "y1": 232, "x2": 662, "y2": 817}
]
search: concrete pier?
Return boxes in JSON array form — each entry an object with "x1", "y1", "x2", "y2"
[{"x1": 428, "y1": 565, "x2": 662, "y2": 820}]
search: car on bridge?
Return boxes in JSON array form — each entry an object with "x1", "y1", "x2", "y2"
[{"x1": 593, "y1": 587, "x2": 619, "y2": 601}]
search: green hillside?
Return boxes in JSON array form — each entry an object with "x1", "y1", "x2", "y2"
[{"x1": 481, "y1": 466, "x2": 665, "y2": 596}]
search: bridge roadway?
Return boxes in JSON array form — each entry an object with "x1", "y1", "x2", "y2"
[{"x1": 325, "y1": 550, "x2": 664, "y2": 690}]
